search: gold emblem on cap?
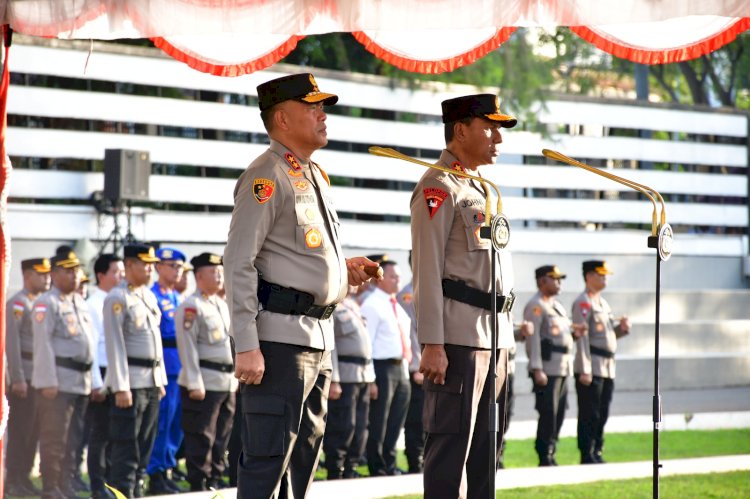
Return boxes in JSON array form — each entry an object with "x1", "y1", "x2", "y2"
[
  {"x1": 68, "y1": 251, "x2": 75, "y2": 260},
  {"x1": 494, "y1": 96, "x2": 500, "y2": 111},
  {"x1": 209, "y1": 254, "x2": 222, "y2": 265},
  {"x1": 309, "y1": 74, "x2": 319, "y2": 92}
]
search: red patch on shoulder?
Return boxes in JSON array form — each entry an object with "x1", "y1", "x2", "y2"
[
  {"x1": 423, "y1": 188, "x2": 448, "y2": 219},
  {"x1": 579, "y1": 302, "x2": 591, "y2": 318}
]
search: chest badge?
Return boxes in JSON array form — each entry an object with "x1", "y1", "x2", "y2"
[
  {"x1": 305, "y1": 228, "x2": 323, "y2": 249},
  {"x1": 294, "y1": 180, "x2": 309, "y2": 191},
  {"x1": 253, "y1": 178, "x2": 275, "y2": 204}
]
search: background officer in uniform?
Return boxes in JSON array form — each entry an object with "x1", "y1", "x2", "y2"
[
  {"x1": 223, "y1": 73, "x2": 378, "y2": 499},
  {"x1": 5, "y1": 257, "x2": 50, "y2": 496},
  {"x1": 523, "y1": 265, "x2": 585, "y2": 466},
  {"x1": 104, "y1": 244, "x2": 167, "y2": 497},
  {"x1": 175, "y1": 252, "x2": 237, "y2": 491},
  {"x1": 147, "y1": 247, "x2": 187, "y2": 494},
  {"x1": 324, "y1": 285, "x2": 376, "y2": 479},
  {"x1": 411, "y1": 94, "x2": 517, "y2": 499},
  {"x1": 32, "y1": 251, "x2": 97, "y2": 499},
  {"x1": 573, "y1": 260, "x2": 631, "y2": 464}
]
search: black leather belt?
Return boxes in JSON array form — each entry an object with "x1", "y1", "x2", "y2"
[
  {"x1": 337, "y1": 355, "x2": 371, "y2": 366},
  {"x1": 162, "y1": 338, "x2": 177, "y2": 348},
  {"x1": 199, "y1": 359, "x2": 234, "y2": 373},
  {"x1": 441, "y1": 279, "x2": 515, "y2": 313},
  {"x1": 374, "y1": 358, "x2": 403, "y2": 365},
  {"x1": 55, "y1": 356, "x2": 92, "y2": 372},
  {"x1": 258, "y1": 278, "x2": 337, "y2": 320},
  {"x1": 127, "y1": 356, "x2": 161, "y2": 368},
  {"x1": 549, "y1": 344, "x2": 570, "y2": 354},
  {"x1": 21, "y1": 351, "x2": 33, "y2": 361},
  {"x1": 589, "y1": 345, "x2": 615, "y2": 359}
]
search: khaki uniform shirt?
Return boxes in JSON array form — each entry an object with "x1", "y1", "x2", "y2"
[
  {"x1": 103, "y1": 281, "x2": 167, "y2": 392},
  {"x1": 176, "y1": 291, "x2": 238, "y2": 393},
  {"x1": 572, "y1": 291, "x2": 626, "y2": 378},
  {"x1": 523, "y1": 292, "x2": 574, "y2": 376},
  {"x1": 410, "y1": 150, "x2": 514, "y2": 349},
  {"x1": 31, "y1": 287, "x2": 96, "y2": 395},
  {"x1": 224, "y1": 140, "x2": 348, "y2": 353},
  {"x1": 6, "y1": 289, "x2": 37, "y2": 383},
  {"x1": 331, "y1": 296, "x2": 375, "y2": 384}
]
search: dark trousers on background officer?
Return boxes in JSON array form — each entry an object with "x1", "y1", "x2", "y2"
[
  {"x1": 88, "y1": 367, "x2": 112, "y2": 498},
  {"x1": 109, "y1": 387, "x2": 161, "y2": 496},
  {"x1": 37, "y1": 391, "x2": 89, "y2": 497},
  {"x1": 576, "y1": 375, "x2": 614, "y2": 463},
  {"x1": 181, "y1": 389, "x2": 236, "y2": 490},
  {"x1": 324, "y1": 381, "x2": 371, "y2": 478},
  {"x1": 533, "y1": 375, "x2": 568, "y2": 464},
  {"x1": 227, "y1": 388, "x2": 242, "y2": 487},
  {"x1": 6, "y1": 388, "x2": 40, "y2": 493},
  {"x1": 403, "y1": 377, "x2": 425, "y2": 473},
  {"x1": 499, "y1": 370, "x2": 515, "y2": 468},
  {"x1": 367, "y1": 360, "x2": 410, "y2": 476}
]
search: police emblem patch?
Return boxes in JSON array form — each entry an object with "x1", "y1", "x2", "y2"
[
  {"x1": 113, "y1": 302, "x2": 123, "y2": 315},
  {"x1": 34, "y1": 304, "x2": 47, "y2": 322},
  {"x1": 294, "y1": 181, "x2": 309, "y2": 191},
  {"x1": 579, "y1": 302, "x2": 591, "y2": 318},
  {"x1": 184, "y1": 307, "x2": 197, "y2": 329},
  {"x1": 423, "y1": 188, "x2": 448, "y2": 219},
  {"x1": 305, "y1": 228, "x2": 322, "y2": 249},
  {"x1": 253, "y1": 178, "x2": 275, "y2": 204},
  {"x1": 533, "y1": 306, "x2": 542, "y2": 317},
  {"x1": 13, "y1": 301, "x2": 24, "y2": 320}
]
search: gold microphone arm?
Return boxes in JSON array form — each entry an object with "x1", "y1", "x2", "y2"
[
  {"x1": 369, "y1": 146, "x2": 503, "y2": 226},
  {"x1": 542, "y1": 149, "x2": 667, "y2": 236}
]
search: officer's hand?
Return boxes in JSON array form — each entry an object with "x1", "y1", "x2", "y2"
[
  {"x1": 158, "y1": 386, "x2": 166, "y2": 400},
  {"x1": 40, "y1": 387, "x2": 58, "y2": 400},
  {"x1": 11, "y1": 381, "x2": 28, "y2": 398},
  {"x1": 532, "y1": 369, "x2": 548, "y2": 387},
  {"x1": 618, "y1": 316, "x2": 631, "y2": 334},
  {"x1": 369, "y1": 383, "x2": 378, "y2": 400},
  {"x1": 520, "y1": 321, "x2": 534, "y2": 338},
  {"x1": 419, "y1": 344, "x2": 449, "y2": 385},
  {"x1": 189, "y1": 389, "x2": 206, "y2": 401},
  {"x1": 345, "y1": 257, "x2": 382, "y2": 286},
  {"x1": 236, "y1": 348, "x2": 265, "y2": 385},
  {"x1": 329, "y1": 382, "x2": 342, "y2": 401},
  {"x1": 578, "y1": 373, "x2": 593, "y2": 386},
  {"x1": 572, "y1": 322, "x2": 588, "y2": 339},
  {"x1": 115, "y1": 390, "x2": 133, "y2": 408},
  {"x1": 90, "y1": 388, "x2": 106, "y2": 403},
  {"x1": 412, "y1": 371, "x2": 424, "y2": 385}
]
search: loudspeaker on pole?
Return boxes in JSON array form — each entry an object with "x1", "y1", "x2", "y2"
[{"x1": 104, "y1": 149, "x2": 150, "y2": 203}]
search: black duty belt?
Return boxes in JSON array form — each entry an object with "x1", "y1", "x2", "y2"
[
  {"x1": 549, "y1": 344, "x2": 570, "y2": 354},
  {"x1": 127, "y1": 356, "x2": 161, "y2": 368},
  {"x1": 373, "y1": 358, "x2": 403, "y2": 366},
  {"x1": 337, "y1": 355, "x2": 371, "y2": 366},
  {"x1": 162, "y1": 338, "x2": 177, "y2": 348},
  {"x1": 55, "y1": 356, "x2": 92, "y2": 372},
  {"x1": 258, "y1": 278, "x2": 337, "y2": 320},
  {"x1": 508, "y1": 351, "x2": 516, "y2": 361},
  {"x1": 199, "y1": 359, "x2": 234, "y2": 373},
  {"x1": 441, "y1": 279, "x2": 515, "y2": 313},
  {"x1": 589, "y1": 345, "x2": 615, "y2": 359},
  {"x1": 21, "y1": 351, "x2": 33, "y2": 361}
]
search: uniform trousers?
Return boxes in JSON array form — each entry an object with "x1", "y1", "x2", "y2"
[
  {"x1": 533, "y1": 374, "x2": 568, "y2": 456},
  {"x1": 87, "y1": 368, "x2": 111, "y2": 495},
  {"x1": 422, "y1": 346, "x2": 508, "y2": 499},
  {"x1": 37, "y1": 391, "x2": 89, "y2": 494},
  {"x1": 181, "y1": 388, "x2": 236, "y2": 488},
  {"x1": 323, "y1": 381, "x2": 370, "y2": 476},
  {"x1": 404, "y1": 375, "x2": 425, "y2": 472},
  {"x1": 237, "y1": 341, "x2": 331, "y2": 499},
  {"x1": 366, "y1": 359, "x2": 410, "y2": 476},
  {"x1": 227, "y1": 388, "x2": 242, "y2": 487},
  {"x1": 6, "y1": 386, "x2": 39, "y2": 481},
  {"x1": 147, "y1": 371, "x2": 182, "y2": 475},
  {"x1": 575, "y1": 375, "x2": 614, "y2": 457},
  {"x1": 109, "y1": 387, "x2": 161, "y2": 497}
]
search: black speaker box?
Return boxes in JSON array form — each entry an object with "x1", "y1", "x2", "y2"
[{"x1": 104, "y1": 149, "x2": 150, "y2": 202}]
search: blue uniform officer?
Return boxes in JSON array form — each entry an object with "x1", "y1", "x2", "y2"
[{"x1": 147, "y1": 247, "x2": 187, "y2": 493}]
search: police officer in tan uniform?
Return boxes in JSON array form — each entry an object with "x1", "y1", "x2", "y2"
[
  {"x1": 411, "y1": 94, "x2": 517, "y2": 499},
  {"x1": 523, "y1": 265, "x2": 586, "y2": 466},
  {"x1": 223, "y1": 73, "x2": 379, "y2": 499},
  {"x1": 6, "y1": 258, "x2": 50, "y2": 496},
  {"x1": 572, "y1": 260, "x2": 630, "y2": 464},
  {"x1": 32, "y1": 251, "x2": 97, "y2": 499},
  {"x1": 103, "y1": 244, "x2": 167, "y2": 497},
  {"x1": 175, "y1": 252, "x2": 237, "y2": 491}
]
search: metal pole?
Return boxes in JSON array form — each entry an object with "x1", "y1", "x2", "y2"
[
  {"x1": 488, "y1": 242, "x2": 498, "y2": 498},
  {"x1": 648, "y1": 236, "x2": 663, "y2": 498}
]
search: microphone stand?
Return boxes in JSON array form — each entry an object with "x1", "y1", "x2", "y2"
[{"x1": 542, "y1": 149, "x2": 673, "y2": 499}]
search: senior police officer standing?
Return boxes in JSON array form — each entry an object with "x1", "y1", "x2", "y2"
[
  {"x1": 5, "y1": 258, "x2": 50, "y2": 497},
  {"x1": 147, "y1": 247, "x2": 187, "y2": 494},
  {"x1": 103, "y1": 244, "x2": 167, "y2": 497},
  {"x1": 223, "y1": 73, "x2": 379, "y2": 499},
  {"x1": 523, "y1": 265, "x2": 586, "y2": 466},
  {"x1": 32, "y1": 251, "x2": 97, "y2": 499},
  {"x1": 411, "y1": 94, "x2": 517, "y2": 499},
  {"x1": 175, "y1": 252, "x2": 237, "y2": 491},
  {"x1": 573, "y1": 260, "x2": 631, "y2": 464}
]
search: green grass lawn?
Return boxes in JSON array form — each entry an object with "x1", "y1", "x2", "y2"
[{"x1": 384, "y1": 470, "x2": 750, "y2": 499}]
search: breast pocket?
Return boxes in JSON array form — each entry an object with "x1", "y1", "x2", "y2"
[
  {"x1": 203, "y1": 316, "x2": 225, "y2": 344},
  {"x1": 459, "y1": 204, "x2": 490, "y2": 251},
  {"x1": 127, "y1": 305, "x2": 148, "y2": 333},
  {"x1": 57, "y1": 311, "x2": 78, "y2": 338},
  {"x1": 296, "y1": 223, "x2": 327, "y2": 252}
]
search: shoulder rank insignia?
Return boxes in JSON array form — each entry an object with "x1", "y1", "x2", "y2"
[
  {"x1": 451, "y1": 161, "x2": 465, "y2": 174},
  {"x1": 285, "y1": 153, "x2": 301, "y2": 171},
  {"x1": 253, "y1": 178, "x2": 275, "y2": 204},
  {"x1": 423, "y1": 188, "x2": 448, "y2": 219}
]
